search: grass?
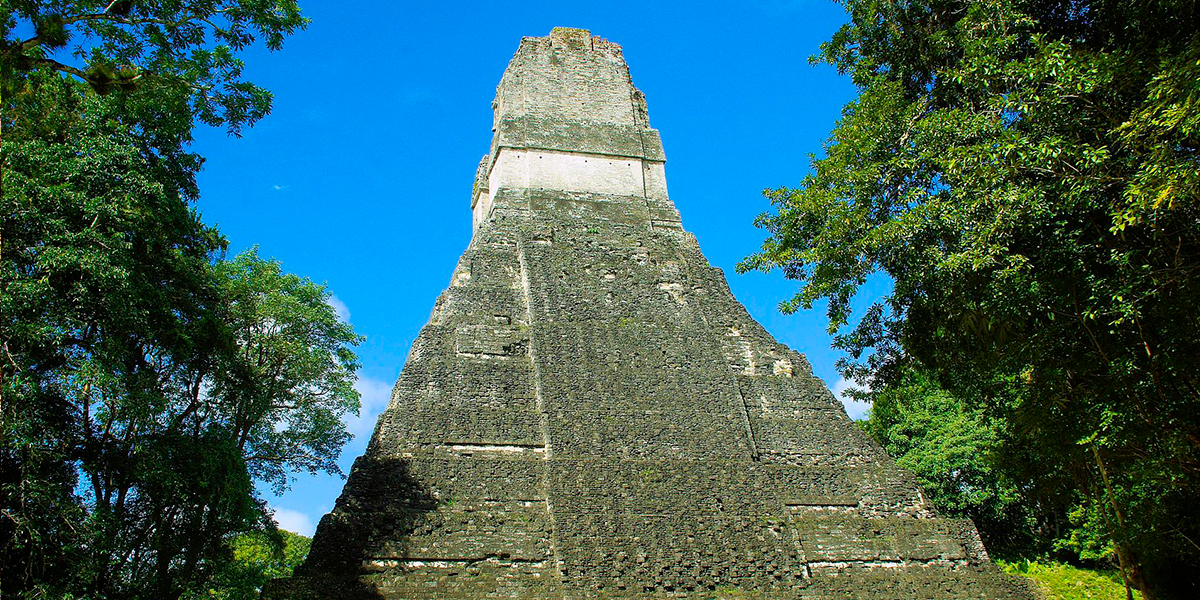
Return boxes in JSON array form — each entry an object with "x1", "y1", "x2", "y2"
[{"x1": 998, "y1": 559, "x2": 1141, "y2": 600}]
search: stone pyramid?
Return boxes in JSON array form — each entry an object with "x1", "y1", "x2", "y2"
[{"x1": 267, "y1": 28, "x2": 1033, "y2": 600}]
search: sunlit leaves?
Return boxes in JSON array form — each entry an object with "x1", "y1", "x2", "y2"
[
  {"x1": 1, "y1": 7, "x2": 352, "y2": 597},
  {"x1": 1, "y1": 0, "x2": 308, "y2": 135},
  {"x1": 862, "y1": 368, "x2": 1043, "y2": 556},
  {"x1": 742, "y1": 0, "x2": 1200, "y2": 594},
  {"x1": 187, "y1": 531, "x2": 311, "y2": 600}
]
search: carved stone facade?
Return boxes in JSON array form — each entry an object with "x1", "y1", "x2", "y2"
[{"x1": 265, "y1": 28, "x2": 1034, "y2": 599}]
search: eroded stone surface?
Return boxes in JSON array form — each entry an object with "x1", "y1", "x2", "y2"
[{"x1": 264, "y1": 27, "x2": 1035, "y2": 600}]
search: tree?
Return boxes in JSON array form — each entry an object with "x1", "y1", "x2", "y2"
[
  {"x1": 861, "y1": 366, "x2": 1072, "y2": 558},
  {"x1": 64, "y1": 245, "x2": 360, "y2": 600},
  {"x1": 2, "y1": 1, "x2": 307, "y2": 203},
  {"x1": 2, "y1": 1, "x2": 306, "y2": 127},
  {"x1": 185, "y1": 529, "x2": 311, "y2": 600},
  {"x1": 1, "y1": 2, "x2": 359, "y2": 599},
  {"x1": 2, "y1": 69, "x2": 232, "y2": 598},
  {"x1": 212, "y1": 248, "x2": 362, "y2": 496},
  {"x1": 741, "y1": 0, "x2": 1200, "y2": 597},
  {"x1": 1, "y1": 103, "x2": 361, "y2": 591}
]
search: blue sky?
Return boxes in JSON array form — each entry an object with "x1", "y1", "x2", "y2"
[{"x1": 188, "y1": 1, "x2": 884, "y2": 536}]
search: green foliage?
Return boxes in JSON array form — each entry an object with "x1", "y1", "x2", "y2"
[
  {"x1": 186, "y1": 531, "x2": 311, "y2": 600},
  {"x1": 2, "y1": 69, "x2": 231, "y2": 599},
  {"x1": 742, "y1": 0, "x2": 1200, "y2": 597},
  {"x1": 2, "y1": 0, "x2": 307, "y2": 209},
  {"x1": 212, "y1": 249, "x2": 363, "y2": 494},
  {"x1": 1057, "y1": 497, "x2": 1116, "y2": 562},
  {"x1": 0, "y1": 3, "x2": 354, "y2": 599},
  {"x1": 999, "y1": 559, "x2": 1140, "y2": 600},
  {"x1": 1, "y1": 0, "x2": 307, "y2": 135},
  {"x1": 862, "y1": 368, "x2": 1043, "y2": 556},
  {"x1": 0, "y1": 106, "x2": 359, "y2": 591}
]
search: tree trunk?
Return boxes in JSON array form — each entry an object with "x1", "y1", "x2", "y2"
[{"x1": 1092, "y1": 444, "x2": 1151, "y2": 600}]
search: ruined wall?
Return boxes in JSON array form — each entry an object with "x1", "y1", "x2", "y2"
[{"x1": 265, "y1": 28, "x2": 1034, "y2": 600}]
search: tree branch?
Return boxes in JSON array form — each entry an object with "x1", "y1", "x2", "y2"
[{"x1": 19, "y1": 56, "x2": 143, "y2": 87}]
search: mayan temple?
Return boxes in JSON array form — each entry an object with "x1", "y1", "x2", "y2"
[{"x1": 267, "y1": 28, "x2": 1033, "y2": 599}]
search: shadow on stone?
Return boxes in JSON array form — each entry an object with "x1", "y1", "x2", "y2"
[{"x1": 262, "y1": 456, "x2": 437, "y2": 600}]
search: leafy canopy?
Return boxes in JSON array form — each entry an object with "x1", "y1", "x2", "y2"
[
  {"x1": 742, "y1": 0, "x2": 1200, "y2": 597},
  {"x1": 2, "y1": 0, "x2": 308, "y2": 201},
  {"x1": 186, "y1": 530, "x2": 311, "y2": 600},
  {"x1": 2, "y1": 0, "x2": 306, "y2": 130},
  {"x1": 861, "y1": 368, "x2": 1044, "y2": 558},
  {"x1": 0, "y1": 2, "x2": 362, "y2": 599}
]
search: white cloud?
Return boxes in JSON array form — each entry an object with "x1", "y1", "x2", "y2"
[
  {"x1": 327, "y1": 295, "x2": 351, "y2": 323},
  {"x1": 273, "y1": 184, "x2": 288, "y2": 191},
  {"x1": 271, "y1": 506, "x2": 316, "y2": 536},
  {"x1": 832, "y1": 377, "x2": 871, "y2": 421},
  {"x1": 345, "y1": 375, "x2": 394, "y2": 439}
]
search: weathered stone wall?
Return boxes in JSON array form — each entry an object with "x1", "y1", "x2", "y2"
[{"x1": 264, "y1": 28, "x2": 1035, "y2": 600}]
